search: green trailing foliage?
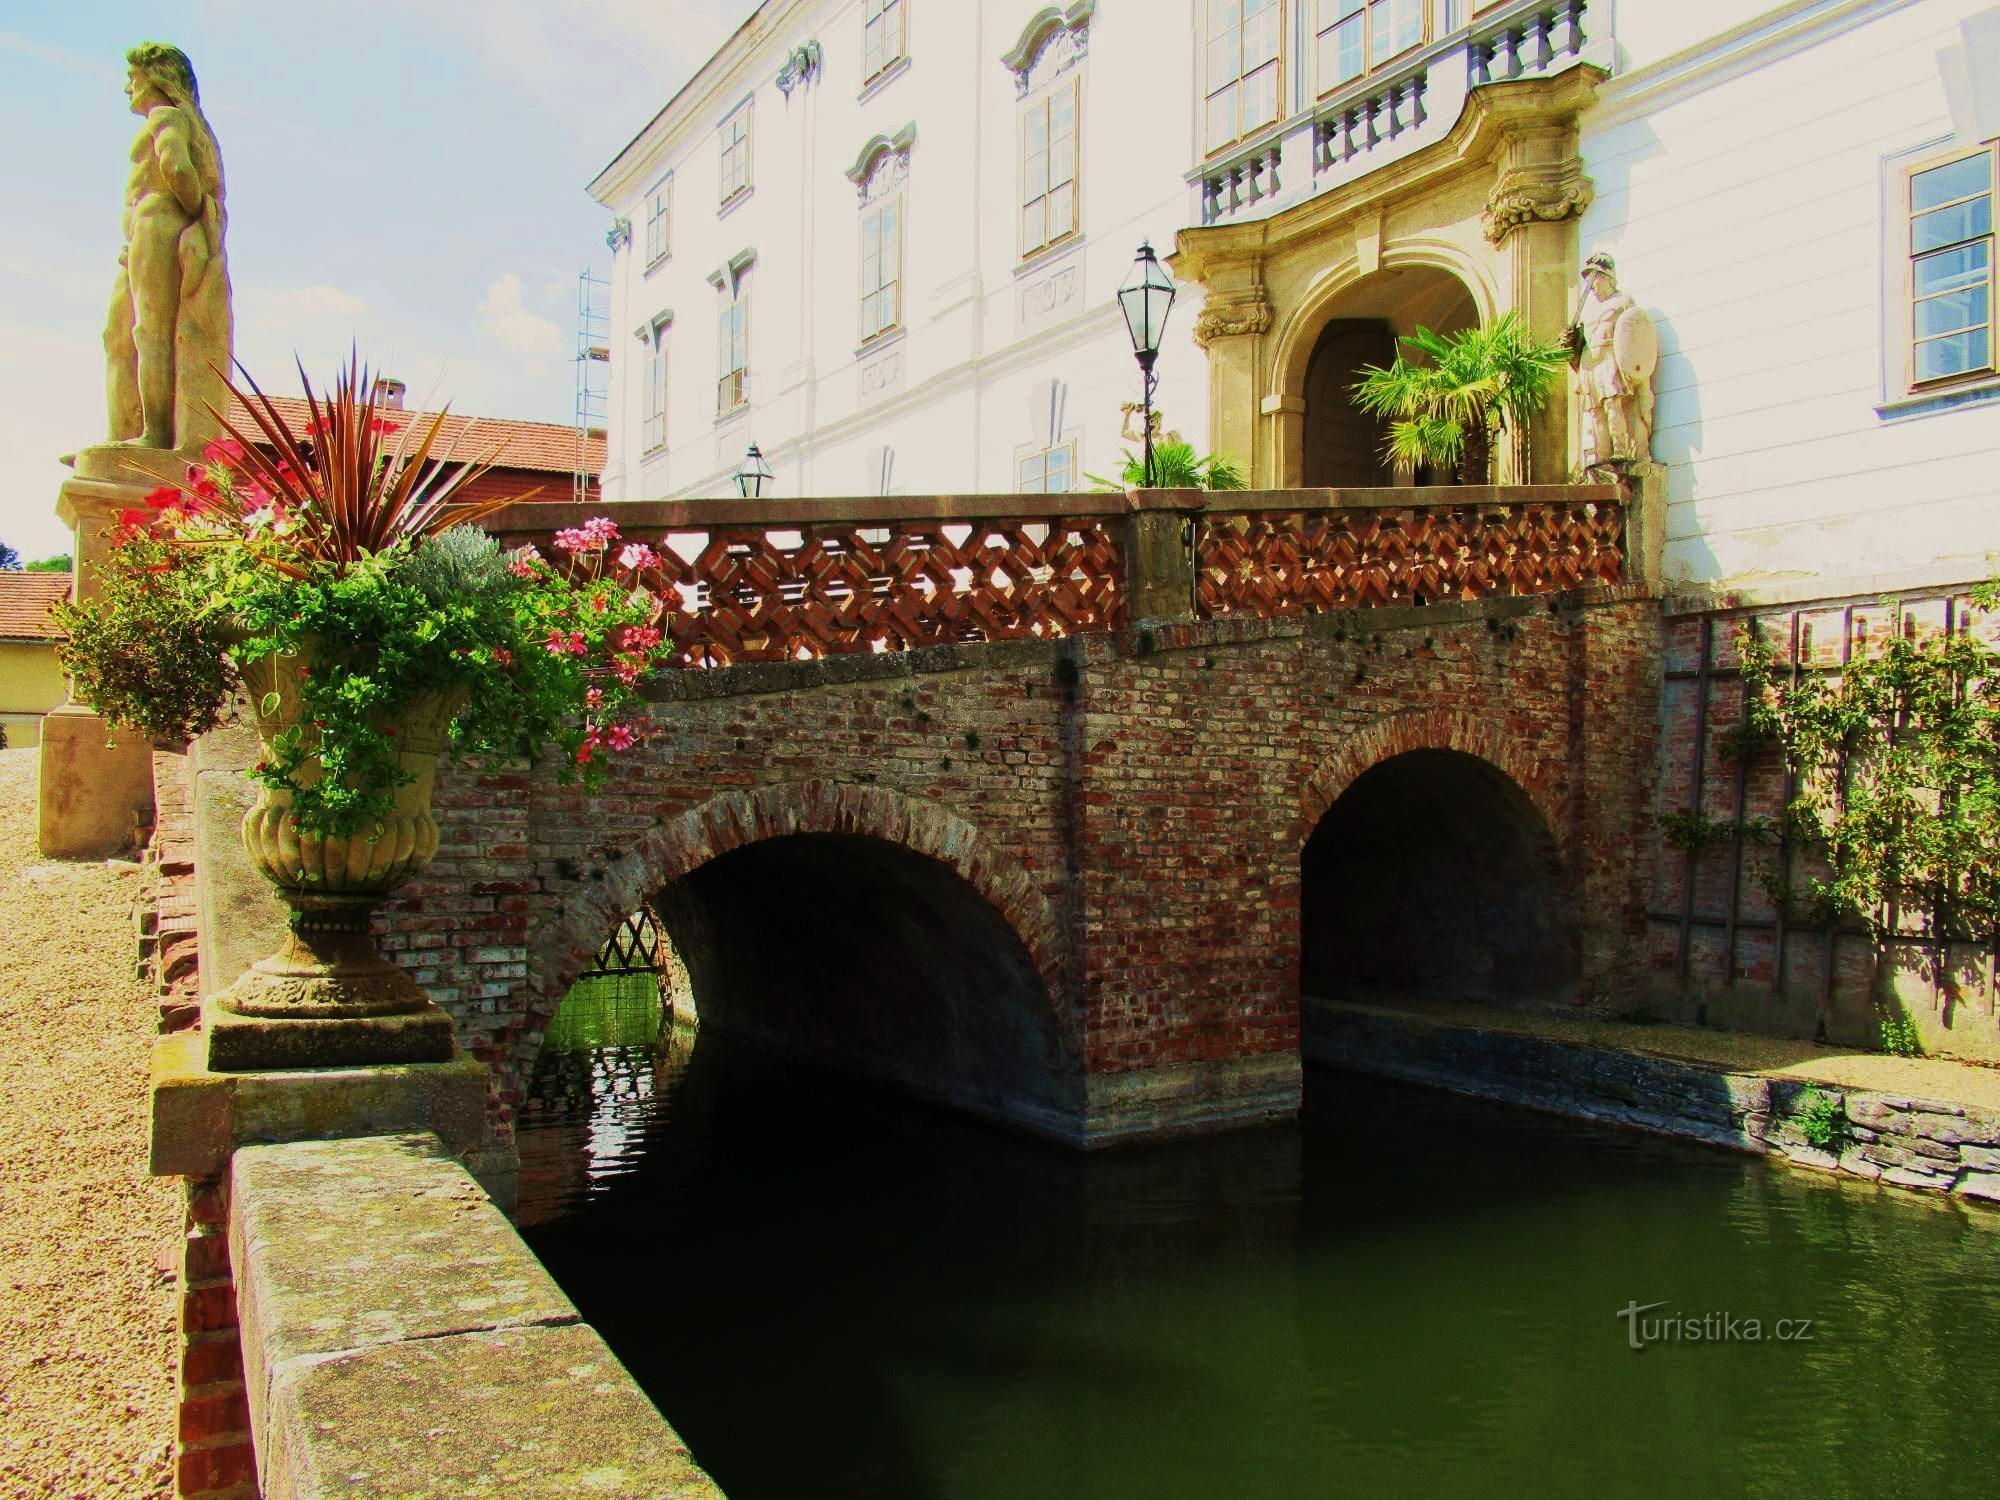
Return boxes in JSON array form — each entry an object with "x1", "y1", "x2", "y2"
[
  {"x1": 1794, "y1": 1089, "x2": 1851, "y2": 1151},
  {"x1": 1349, "y1": 312, "x2": 1570, "y2": 484},
  {"x1": 1729, "y1": 586, "x2": 2000, "y2": 1054}
]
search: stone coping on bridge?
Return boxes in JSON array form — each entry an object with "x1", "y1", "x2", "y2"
[
  {"x1": 231, "y1": 1132, "x2": 720, "y2": 1499},
  {"x1": 486, "y1": 481, "x2": 1623, "y2": 533},
  {"x1": 1307, "y1": 996, "x2": 2000, "y2": 1203}
]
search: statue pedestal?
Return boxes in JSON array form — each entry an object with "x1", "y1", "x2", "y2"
[
  {"x1": 1621, "y1": 459, "x2": 1667, "y2": 592},
  {"x1": 34, "y1": 461, "x2": 196, "y2": 859}
]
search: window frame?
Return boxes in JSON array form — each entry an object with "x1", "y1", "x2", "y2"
[
  {"x1": 862, "y1": 0, "x2": 907, "y2": 86},
  {"x1": 642, "y1": 322, "x2": 669, "y2": 455},
  {"x1": 718, "y1": 102, "x2": 753, "y2": 208},
  {"x1": 1204, "y1": 0, "x2": 1285, "y2": 158},
  {"x1": 717, "y1": 286, "x2": 749, "y2": 416},
  {"x1": 643, "y1": 175, "x2": 672, "y2": 269},
  {"x1": 1017, "y1": 440, "x2": 1077, "y2": 495},
  {"x1": 859, "y1": 192, "x2": 904, "y2": 345},
  {"x1": 1019, "y1": 74, "x2": 1082, "y2": 261},
  {"x1": 1313, "y1": 0, "x2": 1435, "y2": 99},
  {"x1": 1903, "y1": 141, "x2": 1996, "y2": 393}
]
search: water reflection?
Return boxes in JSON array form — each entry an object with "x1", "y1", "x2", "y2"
[{"x1": 519, "y1": 981, "x2": 2000, "y2": 1499}]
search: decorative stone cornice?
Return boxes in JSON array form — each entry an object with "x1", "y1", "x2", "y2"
[
  {"x1": 1192, "y1": 296, "x2": 1273, "y2": 349},
  {"x1": 1482, "y1": 159, "x2": 1594, "y2": 244},
  {"x1": 1001, "y1": 0, "x2": 1095, "y2": 96}
]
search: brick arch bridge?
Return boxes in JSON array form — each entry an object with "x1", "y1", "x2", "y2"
[{"x1": 379, "y1": 485, "x2": 1658, "y2": 1148}]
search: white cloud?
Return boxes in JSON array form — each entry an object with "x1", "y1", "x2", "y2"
[
  {"x1": 478, "y1": 273, "x2": 562, "y2": 360},
  {"x1": 253, "y1": 284, "x2": 369, "y2": 322}
]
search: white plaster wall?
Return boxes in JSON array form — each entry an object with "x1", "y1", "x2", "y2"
[
  {"x1": 596, "y1": 0, "x2": 1207, "y2": 502},
  {"x1": 1581, "y1": 0, "x2": 2000, "y2": 595}
]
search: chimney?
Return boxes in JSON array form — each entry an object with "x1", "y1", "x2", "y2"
[{"x1": 373, "y1": 376, "x2": 407, "y2": 410}]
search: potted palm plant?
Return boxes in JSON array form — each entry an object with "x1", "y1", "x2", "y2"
[
  {"x1": 56, "y1": 356, "x2": 675, "y2": 1067},
  {"x1": 1350, "y1": 312, "x2": 1569, "y2": 485}
]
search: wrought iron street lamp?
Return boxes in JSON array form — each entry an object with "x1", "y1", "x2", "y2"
[
  {"x1": 1117, "y1": 241, "x2": 1177, "y2": 487},
  {"x1": 733, "y1": 442, "x2": 773, "y2": 499}
]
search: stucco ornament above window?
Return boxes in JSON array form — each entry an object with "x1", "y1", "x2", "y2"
[
  {"x1": 1191, "y1": 292, "x2": 1273, "y2": 350},
  {"x1": 1001, "y1": 0, "x2": 1094, "y2": 97},
  {"x1": 777, "y1": 40, "x2": 822, "y2": 96},
  {"x1": 844, "y1": 122, "x2": 916, "y2": 205}
]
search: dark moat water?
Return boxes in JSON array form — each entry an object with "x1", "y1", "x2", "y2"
[{"x1": 519, "y1": 976, "x2": 2000, "y2": 1499}]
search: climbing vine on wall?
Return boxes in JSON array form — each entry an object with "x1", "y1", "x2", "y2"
[{"x1": 1727, "y1": 583, "x2": 2000, "y2": 1050}]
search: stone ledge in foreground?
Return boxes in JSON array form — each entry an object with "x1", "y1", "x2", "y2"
[{"x1": 232, "y1": 1132, "x2": 720, "y2": 1499}]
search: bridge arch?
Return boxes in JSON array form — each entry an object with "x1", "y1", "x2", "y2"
[
  {"x1": 518, "y1": 779, "x2": 1077, "y2": 1134},
  {"x1": 1300, "y1": 711, "x2": 1578, "y2": 1006}
]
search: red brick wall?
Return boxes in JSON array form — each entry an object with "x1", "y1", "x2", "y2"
[
  {"x1": 382, "y1": 590, "x2": 1664, "y2": 1138},
  {"x1": 175, "y1": 1176, "x2": 255, "y2": 1499}
]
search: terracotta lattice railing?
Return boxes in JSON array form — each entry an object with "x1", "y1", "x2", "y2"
[
  {"x1": 488, "y1": 495, "x2": 1127, "y2": 668},
  {"x1": 486, "y1": 485, "x2": 1627, "y2": 667},
  {"x1": 1195, "y1": 488, "x2": 1625, "y2": 616}
]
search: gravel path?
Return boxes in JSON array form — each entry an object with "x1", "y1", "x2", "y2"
[{"x1": 0, "y1": 746, "x2": 177, "y2": 1500}]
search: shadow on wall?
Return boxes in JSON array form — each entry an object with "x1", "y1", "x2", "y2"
[
  {"x1": 646, "y1": 831, "x2": 1081, "y2": 1133},
  {"x1": 1301, "y1": 749, "x2": 1579, "y2": 1006},
  {"x1": 1575, "y1": 116, "x2": 1713, "y2": 583}
]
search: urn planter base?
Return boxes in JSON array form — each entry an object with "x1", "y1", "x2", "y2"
[{"x1": 207, "y1": 891, "x2": 455, "y2": 1071}]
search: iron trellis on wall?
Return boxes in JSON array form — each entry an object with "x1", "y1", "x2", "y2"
[{"x1": 581, "y1": 907, "x2": 665, "y2": 978}]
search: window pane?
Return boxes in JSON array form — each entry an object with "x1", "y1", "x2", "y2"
[
  {"x1": 1051, "y1": 88, "x2": 1075, "y2": 140},
  {"x1": 1915, "y1": 327, "x2": 1991, "y2": 381},
  {"x1": 1913, "y1": 154, "x2": 1993, "y2": 212},
  {"x1": 1207, "y1": 31, "x2": 1240, "y2": 84},
  {"x1": 1395, "y1": 0, "x2": 1423, "y2": 50},
  {"x1": 1049, "y1": 182, "x2": 1075, "y2": 237},
  {"x1": 1208, "y1": 0, "x2": 1242, "y2": 41},
  {"x1": 1050, "y1": 132, "x2": 1076, "y2": 186},
  {"x1": 1912, "y1": 195, "x2": 1993, "y2": 253},
  {"x1": 1914, "y1": 241, "x2": 1990, "y2": 297},
  {"x1": 1207, "y1": 86, "x2": 1235, "y2": 149},
  {"x1": 1026, "y1": 153, "x2": 1049, "y2": 199},
  {"x1": 1022, "y1": 200, "x2": 1045, "y2": 250},
  {"x1": 1319, "y1": 15, "x2": 1363, "y2": 86},
  {"x1": 1243, "y1": 62, "x2": 1278, "y2": 130},
  {"x1": 1019, "y1": 453, "x2": 1045, "y2": 492},
  {"x1": 1370, "y1": 0, "x2": 1392, "y2": 64},
  {"x1": 1243, "y1": 1, "x2": 1280, "y2": 68},
  {"x1": 1046, "y1": 447, "x2": 1072, "y2": 491},
  {"x1": 1915, "y1": 284, "x2": 1989, "y2": 339}
]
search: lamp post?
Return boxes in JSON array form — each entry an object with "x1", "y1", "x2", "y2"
[
  {"x1": 1117, "y1": 241, "x2": 1177, "y2": 487},
  {"x1": 733, "y1": 442, "x2": 773, "y2": 499}
]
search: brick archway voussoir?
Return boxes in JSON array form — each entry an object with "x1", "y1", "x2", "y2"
[{"x1": 1300, "y1": 708, "x2": 1566, "y2": 852}]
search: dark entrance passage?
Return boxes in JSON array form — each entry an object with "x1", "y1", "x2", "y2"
[
  {"x1": 649, "y1": 832, "x2": 1076, "y2": 1134},
  {"x1": 1301, "y1": 749, "x2": 1578, "y2": 1006}
]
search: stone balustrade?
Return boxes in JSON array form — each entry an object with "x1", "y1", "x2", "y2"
[
  {"x1": 1191, "y1": 0, "x2": 1601, "y2": 229},
  {"x1": 486, "y1": 481, "x2": 1633, "y2": 666}
]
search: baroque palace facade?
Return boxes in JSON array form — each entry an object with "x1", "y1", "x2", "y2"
[{"x1": 592, "y1": 0, "x2": 2000, "y2": 1042}]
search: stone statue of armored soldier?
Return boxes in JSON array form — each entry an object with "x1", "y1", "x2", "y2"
[
  {"x1": 1567, "y1": 251, "x2": 1658, "y2": 477},
  {"x1": 104, "y1": 41, "x2": 232, "y2": 453}
]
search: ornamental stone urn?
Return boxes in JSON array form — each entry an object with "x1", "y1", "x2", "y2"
[{"x1": 206, "y1": 649, "x2": 463, "y2": 1071}]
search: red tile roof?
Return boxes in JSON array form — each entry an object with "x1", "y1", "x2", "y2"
[
  {"x1": 0, "y1": 572, "x2": 68, "y2": 641},
  {"x1": 222, "y1": 396, "x2": 605, "y2": 478}
]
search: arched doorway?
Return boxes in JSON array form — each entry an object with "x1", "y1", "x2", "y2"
[
  {"x1": 1301, "y1": 267, "x2": 1480, "y2": 487},
  {"x1": 1301, "y1": 748, "x2": 1577, "y2": 1006}
]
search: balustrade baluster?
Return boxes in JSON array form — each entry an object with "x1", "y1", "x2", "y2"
[
  {"x1": 1561, "y1": 0, "x2": 1585, "y2": 56},
  {"x1": 1495, "y1": 27, "x2": 1518, "y2": 79},
  {"x1": 1466, "y1": 36, "x2": 1489, "y2": 88},
  {"x1": 1531, "y1": 11, "x2": 1553, "y2": 69}
]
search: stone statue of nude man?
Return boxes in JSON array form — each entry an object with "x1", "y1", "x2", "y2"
[
  {"x1": 104, "y1": 42, "x2": 232, "y2": 452},
  {"x1": 1566, "y1": 251, "x2": 1658, "y2": 477}
]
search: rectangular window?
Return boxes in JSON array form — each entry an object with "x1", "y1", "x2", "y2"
[
  {"x1": 1315, "y1": 0, "x2": 1429, "y2": 94},
  {"x1": 861, "y1": 197, "x2": 902, "y2": 342},
  {"x1": 1021, "y1": 80, "x2": 1079, "y2": 257},
  {"x1": 1909, "y1": 147, "x2": 1995, "y2": 386},
  {"x1": 643, "y1": 332, "x2": 667, "y2": 453},
  {"x1": 1018, "y1": 443, "x2": 1075, "y2": 494},
  {"x1": 719, "y1": 105, "x2": 751, "y2": 205},
  {"x1": 644, "y1": 178, "x2": 671, "y2": 267},
  {"x1": 718, "y1": 292, "x2": 748, "y2": 413},
  {"x1": 1205, "y1": 0, "x2": 1281, "y2": 153},
  {"x1": 863, "y1": 0, "x2": 905, "y2": 83}
]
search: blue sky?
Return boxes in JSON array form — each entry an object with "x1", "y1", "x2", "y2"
[{"x1": 0, "y1": 0, "x2": 760, "y2": 558}]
